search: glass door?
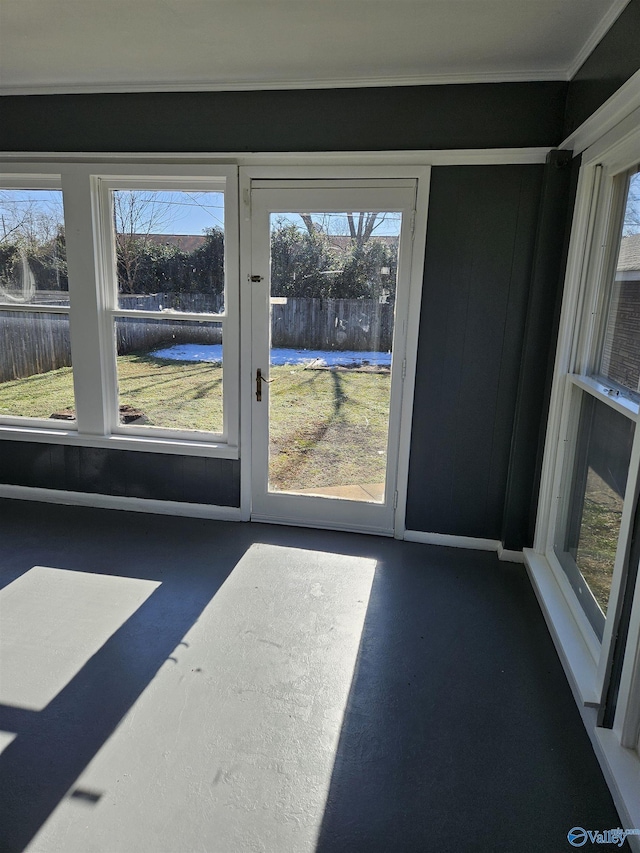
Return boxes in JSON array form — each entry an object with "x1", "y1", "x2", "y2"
[{"x1": 250, "y1": 181, "x2": 416, "y2": 534}]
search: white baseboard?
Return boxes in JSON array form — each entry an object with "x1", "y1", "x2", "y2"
[
  {"x1": 403, "y1": 530, "x2": 500, "y2": 550},
  {"x1": 497, "y1": 544, "x2": 525, "y2": 563},
  {"x1": 251, "y1": 513, "x2": 393, "y2": 537},
  {"x1": 403, "y1": 530, "x2": 525, "y2": 563},
  {"x1": 0, "y1": 484, "x2": 242, "y2": 522}
]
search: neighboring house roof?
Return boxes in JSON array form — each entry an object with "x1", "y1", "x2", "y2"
[
  {"x1": 617, "y1": 233, "x2": 640, "y2": 271},
  {"x1": 133, "y1": 234, "x2": 207, "y2": 252}
]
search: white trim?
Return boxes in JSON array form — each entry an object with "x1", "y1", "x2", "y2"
[
  {"x1": 526, "y1": 545, "x2": 640, "y2": 849},
  {"x1": 403, "y1": 531, "x2": 525, "y2": 563},
  {"x1": 0, "y1": 150, "x2": 552, "y2": 167},
  {"x1": 0, "y1": 69, "x2": 569, "y2": 98},
  {"x1": 561, "y1": 68, "x2": 640, "y2": 156},
  {"x1": 250, "y1": 513, "x2": 393, "y2": 537},
  {"x1": 497, "y1": 545, "x2": 525, "y2": 564},
  {"x1": 403, "y1": 530, "x2": 501, "y2": 552},
  {"x1": 0, "y1": 427, "x2": 239, "y2": 458},
  {"x1": 533, "y1": 164, "x2": 601, "y2": 555},
  {"x1": 0, "y1": 484, "x2": 241, "y2": 521},
  {"x1": 524, "y1": 549, "x2": 600, "y2": 705},
  {"x1": 591, "y1": 727, "x2": 640, "y2": 852},
  {"x1": 245, "y1": 174, "x2": 421, "y2": 534},
  {"x1": 238, "y1": 169, "x2": 253, "y2": 522},
  {"x1": 565, "y1": 0, "x2": 631, "y2": 81},
  {"x1": 0, "y1": 303, "x2": 70, "y2": 314},
  {"x1": 582, "y1": 105, "x2": 640, "y2": 171},
  {"x1": 111, "y1": 309, "x2": 225, "y2": 322},
  {"x1": 394, "y1": 168, "x2": 431, "y2": 538}
]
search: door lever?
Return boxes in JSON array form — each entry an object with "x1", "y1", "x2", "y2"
[{"x1": 256, "y1": 368, "x2": 275, "y2": 401}]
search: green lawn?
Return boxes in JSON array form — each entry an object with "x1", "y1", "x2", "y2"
[
  {"x1": 576, "y1": 468, "x2": 625, "y2": 616},
  {"x1": 0, "y1": 356, "x2": 391, "y2": 491},
  {"x1": 268, "y1": 365, "x2": 390, "y2": 490}
]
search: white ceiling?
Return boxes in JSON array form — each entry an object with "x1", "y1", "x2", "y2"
[{"x1": 0, "y1": 0, "x2": 631, "y2": 96}]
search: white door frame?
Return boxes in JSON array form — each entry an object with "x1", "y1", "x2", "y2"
[{"x1": 238, "y1": 165, "x2": 430, "y2": 535}]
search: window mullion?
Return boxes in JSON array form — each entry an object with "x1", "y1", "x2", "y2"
[{"x1": 62, "y1": 170, "x2": 110, "y2": 436}]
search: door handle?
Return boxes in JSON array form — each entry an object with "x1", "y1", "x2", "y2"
[{"x1": 256, "y1": 368, "x2": 274, "y2": 401}]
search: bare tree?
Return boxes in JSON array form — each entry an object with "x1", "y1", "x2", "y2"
[
  {"x1": 0, "y1": 190, "x2": 62, "y2": 247},
  {"x1": 113, "y1": 191, "x2": 179, "y2": 293},
  {"x1": 299, "y1": 211, "x2": 400, "y2": 251}
]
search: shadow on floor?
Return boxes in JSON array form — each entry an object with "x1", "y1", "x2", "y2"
[
  {"x1": 0, "y1": 502, "x2": 249, "y2": 853},
  {"x1": 0, "y1": 501, "x2": 628, "y2": 852},
  {"x1": 314, "y1": 545, "x2": 628, "y2": 853}
]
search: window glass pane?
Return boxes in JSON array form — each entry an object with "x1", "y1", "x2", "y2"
[
  {"x1": 0, "y1": 310, "x2": 74, "y2": 420},
  {"x1": 555, "y1": 394, "x2": 635, "y2": 638},
  {"x1": 268, "y1": 211, "x2": 400, "y2": 500},
  {"x1": 0, "y1": 189, "x2": 68, "y2": 307},
  {"x1": 599, "y1": 169, "x2": 640, "y2": 396},
  {"x1": 112, "y1": 190, "x2": 225, "y2": 313},
  {"x1": 115, "y1": 317, "x2": 223, "y2": 433}
]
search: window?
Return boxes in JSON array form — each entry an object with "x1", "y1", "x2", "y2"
[
  {"x1": 0, "y1": 182, "x2": 74, "y2": 424},
  {"x1": 103, "y1": 184, "x2": 229, "y2": 439},
  {"x1": 0, "y1": 167, "x2": 239, "y2": 455},
  {"x1": 553, "y1": 164, "x2": 640, "y2": 642}
]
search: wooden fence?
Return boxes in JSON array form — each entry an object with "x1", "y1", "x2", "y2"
[
  {"x1": 1, "y1": 296, "x2": 393, "y2": 382},
  {"x1": 271, "y1": 297, "x2": 394, "y2": 351},
  {"x1": 0, "y1": 311, "x2": 72, "y2": 383},
  {"x1": 115, "y1": 316, "x2": 222, "y2": 355}
]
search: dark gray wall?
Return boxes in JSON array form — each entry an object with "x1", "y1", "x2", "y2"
[
  {"x1": 0, "y1": 441, "x2": 240, "y2": 506},
  {"x1": 0, "y1": 47, "x2": 630, "y2": 526},
  {"x1": 0, "y1": 81, "x2": 572, "y2": 515},
  {"x1": 0, "y1": 83, "x2": 567, "y2": 153},
  {"x1": 564, "y1": 0, "x2": 640, "y2": 138},
  {"x1": 502, "y1": 150, "x2": 580, "y2": 550},
  {"x1": 406, "y1": 164, "x2": 544, "y2": 540}
]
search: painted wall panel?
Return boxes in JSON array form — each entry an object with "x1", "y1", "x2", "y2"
[
  {"x1": 565, "y1": 0, "x2": 640, "y2": 138},
  {"x1": 405, "y1": 165, "x2": 544, "y2": 539},
  {"x1": 0, "y1": 441, "x2": 241, "y2": 507},
  {"x1": 0, "y1": 83, "x2": 567, "y2": 153}
]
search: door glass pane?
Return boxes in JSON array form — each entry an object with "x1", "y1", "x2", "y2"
[
  {"x1": 555, "y1": 394, "x2": 635, "y2": 638},
  {"x1": 115, "y1": 317, "x2": 223, "y2": 433},
  {"x1": 112, "y1": 190, "x2": 225, "y2": 313},
  {"x1": 0, "y1": 189, "x2": 68, "y2": 307},
  {"x1": 598, "y1": 168, "x2": 640, "y2": 396},
  {"x1": 0, "y1": 310, "x2": 74, "y2": 420},
  {"x1": 267, "y1": 211, "x2": 401, "y2": 501}
]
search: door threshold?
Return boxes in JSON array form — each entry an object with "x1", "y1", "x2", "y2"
[{"x1": 250, "y1": 514, "x2": 394, "y2": 537}]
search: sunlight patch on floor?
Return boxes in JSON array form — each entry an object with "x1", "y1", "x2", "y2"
[
  {"x1": 27, "y1": 544, "x2": 376, "y2": 853},
  {"x1": 0, "y1": 566, "x2": 160, "y2": 711}
]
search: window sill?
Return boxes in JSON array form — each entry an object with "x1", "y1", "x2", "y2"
[
  {"x1": 524, "y1": 547, "x2": 600, "y2": 708},
  {"x1": 0, "y1": 425, "x2": 239, "y2": 459}
]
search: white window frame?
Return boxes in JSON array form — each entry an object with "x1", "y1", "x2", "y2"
[
  {"x1": 0, "y1": 163, "x2": 240, "y2": 458},
  {"x1": 528, "y1": 109, "x2": 640, "y2": 837}
]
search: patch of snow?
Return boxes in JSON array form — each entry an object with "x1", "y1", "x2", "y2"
[{"x1": 151, "y1": 344, "x2": 392, "y2": 367}]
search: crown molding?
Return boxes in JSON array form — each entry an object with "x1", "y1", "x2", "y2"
[
  {"x1": 566, "y1": 0, "x2": 631, "y2": 81},
  {"x1": 0, "y1": 68, "x2": 569, "y2": 98}
]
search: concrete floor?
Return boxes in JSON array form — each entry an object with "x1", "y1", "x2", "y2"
[{"x1": 0, "y1": 499, "x2": 626, "y2": 852}]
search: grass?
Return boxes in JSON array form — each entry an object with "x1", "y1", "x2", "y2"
[
  {"x1": 268, "y1": 364, "x2": 390, "y2": 490},
  {"x1": 576, "y1": 468, "x2": 624, "y2": 616},
  {"x1": 0, "y1": 356, "x2": 392, "y2": 491}
]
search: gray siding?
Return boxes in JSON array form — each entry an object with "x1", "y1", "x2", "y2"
[
  {"x1": 0, "y1": 83, "x2": 567, "y2": 153},
  {"x1": 0, "y1": 442, "x2": 240, "y2": 507},
  {"x1": 406, "y1": 164, "x2": 544, "y2": 539},
  {"x1": 565, "y1": 0, "x2": 640, "y2": 138}
]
